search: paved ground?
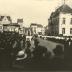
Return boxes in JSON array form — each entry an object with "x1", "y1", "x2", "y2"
[
  {"x1": 30, "y1": 38, "x2": 64, "y2": 56},
  {"x1": 12, "y1": 38, "x2": 64, "y2": 70}
]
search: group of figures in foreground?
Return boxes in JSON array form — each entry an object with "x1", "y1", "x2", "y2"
[{"x1": 0, "y1": 32, "x2": 72, "y2": 70}]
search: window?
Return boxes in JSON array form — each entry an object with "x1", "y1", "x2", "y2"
[
  {"x1": 62, "y1": 28, "x2": 65, "y2": 34},
  {"x1": 0, "y1": 26, "x2": 2, "y2": 29},
  {"x1": 34, "y1": 27, "x2": 36, "y2": 33},
  {"x1": 70, "y1": 28, "x2": 72, "y2": 34},
  {"x1": 3, "y1": 26, "x2": 7, "y2": 31},
  {"x1": 70, "y1": 18, "x2": 72, "y2": 24},
  {"x1": 62, "y1": 18, "x2": 66, "y2": 24}
]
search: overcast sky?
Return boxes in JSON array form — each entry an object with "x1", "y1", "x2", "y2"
[{"x1": 0, "y1": 0, "x2": 72, "y2": 27}]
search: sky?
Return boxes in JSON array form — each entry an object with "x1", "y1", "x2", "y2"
[{"x1": 0, "y1": 0, "x2": 72, "y2": 27}]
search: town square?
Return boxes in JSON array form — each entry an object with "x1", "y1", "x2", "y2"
[{"x1": 0, "y1": 0, "x2": 72, "y2": 71}]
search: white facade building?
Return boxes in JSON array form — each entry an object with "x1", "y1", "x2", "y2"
[
  {"x1": 30, "y1": 24, "x2": 37, "y2": 34},
  {"x1": 30, "y1": 23, "x2": 45, "y2": 35},
  {"x1": 3, "y1": 23, "x2": 20, "y2": 32},
  {"x1": 0, "y1": 15, "x2": 12, "y2": 32},
  {"x1": 1, "y1": 16, "x2": 11, "y2": 25},
  {"x1": 0, "y1": 15, "x2": 21, "y2": 33},
  {"x1": 48, "y1": 4, "x2": 72, "y2": 36},
  {"x1": 59, "y1": 13, "x2": 72, "y2": 36}
]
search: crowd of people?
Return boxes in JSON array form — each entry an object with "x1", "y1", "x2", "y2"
[
  {"x1": 0, "y1": 31, "x2": 26, "y2": 68},
  {"x1": 45, "y1": 36, "x2": 72, "y2": 69},
  {"x1": 14, "y1": 35, "x2": 64, "y2": 70},
  {"x1": 33, "y1": 36, "x2": 64, "y2": 70},
  {"x1": 0, "y1": 32, "x2": 72, "y2": 70},
  {"x1": 25, "y1": 35, "x2": 72, "y2": 70}
]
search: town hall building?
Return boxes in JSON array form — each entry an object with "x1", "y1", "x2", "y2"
[{"x1": 48, "y1": 3, "x2": 72, "y2": 36}]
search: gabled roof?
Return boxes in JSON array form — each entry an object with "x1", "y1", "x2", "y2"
[
  {"x1": 0, "y1": 16, "x2": 12, "y2": 22},
  {"x1": 0, "y1": 16, "x2": 4, "y2": 21},
  {"x1": 3, "y1": 23, "x2": 20, "y2": 27},
  {"x1": 7, "y1": 16, "x2": 12, "y2": 22},
  {"x1": 37, "y1": 24, "x2": 43, "y2": 27},
  {"x1": 30, "y1": 23, "x2": 43, "y2": 27},
  {"x1": 50, "y1": 4, "x2": 72, "y2": 18},
  {"x1": 57, "y1": 4, "x2": 72, "y2": 13},
  {"x1": 30, "y1": 23, "x2": 37, "y2": 26}
]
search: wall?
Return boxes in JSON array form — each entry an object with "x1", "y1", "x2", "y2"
[{"x1": 59, "y1": 13, "x2": 72, "y2": 36}]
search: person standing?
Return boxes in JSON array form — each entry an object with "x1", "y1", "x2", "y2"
[{"x1": 25, "y1": 38, "x2": 31, "y2": 59}]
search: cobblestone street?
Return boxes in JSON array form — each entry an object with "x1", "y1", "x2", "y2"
[
  {"x1": 12, "y1": 37, "x2": 64, "y2": 70},
  {"x1": 30, "y1": 38, "x2": 64, "y2": 56}
]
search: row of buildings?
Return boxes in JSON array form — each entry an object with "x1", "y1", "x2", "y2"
[
  {"x1": 24, "y1": 23, "x2": 45, "y2": 36},
  {"x1": 1, "y1": 2, "x2": 72, "y2": 37},
  {"x1": 0, "y1": 15, "x2": 45, "y2": 36},
  {"x1": 26, "y1": 3, "x2": 72, "y2": 37},
  {"x1": 48, "y1": 3, "x2": 72, "y2": 36},
  {"x1": 1, "y1": 4, "x2": 71, "y2": 37},
  {"x1": 0, "y1": 15, "x2": 23, "y2": 34}
]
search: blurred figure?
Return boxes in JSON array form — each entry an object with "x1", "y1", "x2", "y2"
[
  {"x1": 25, "y1": 38, "x2": 31, "y2": 61},
  {"x1": 67, "y1": 37, "x2": 71, "y2": 48},
  {"x1": 23, "y1": 34, "x2": 26, "y2": 48},
  {"x1": 66, "y1": 37, "x2": 72, "y2": 68},
  {"x1": 34, "y1": 38, "x2": 39, "y2": 48},
  {"x1": 64, "y1": 37, "x2": 72, "y2": 68},
  {"x1": 26, "y1": 38, "x2": 31, "y2": 49},
  {"x1": 52, "y1": 45, "x2": 64, "y2": 69},
  {"x1": 32, "y1": 38, "x2": 48, "y2": 65}
]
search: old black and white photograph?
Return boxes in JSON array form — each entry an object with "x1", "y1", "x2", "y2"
[{"x1": 0, "y1": 0, "x2": 72, "y2": 71}]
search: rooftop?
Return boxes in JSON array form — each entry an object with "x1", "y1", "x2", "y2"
[
  {"x1": 30, "y1": 23, "x2": 43, "y2": 27},
  {"x1": 3, "y1": 23, "x2": 20, "y2": 27},
  {"x1": 50, "y1": 4, "x2": 72, "y2": 18},
  {"x1": 0, "y1": 16, "x2": 12, "y2": 21}
]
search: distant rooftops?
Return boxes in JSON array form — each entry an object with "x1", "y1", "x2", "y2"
[
  {"x1": 57, "y1": 4, "x2": 72, "y2": 13},
  {"x1": 50, "y1": 4, "x2": 72, "y2": 18},
  {"x1": 30, "y1": 23, "x2": 43, "y2": 27},
  {"x1": 0, "y1": 15, "x2": 12, "y2": 21},
  {"x1": 17, "y1": 19, "x2": 23, "y2": 23},
  {"x1": 3, "y1": 23, "x2": 20, "y2": 27}
]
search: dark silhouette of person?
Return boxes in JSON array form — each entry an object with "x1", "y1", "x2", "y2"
[
  {"x1": 23, "y1": 35, "x2": 26, "y2": 48},
  {"x1": 33, "y1": 38, "x2": 48, "y2": 67},
  {"x1": 25, "y1": 39, "x2": 31, "y2": 63},
  {"x1": 64, "y1": 37, "x2": 72, "y2": 68},
  {"x1": 52, "y1": 45, "x2": 64, "y2": 70}
]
